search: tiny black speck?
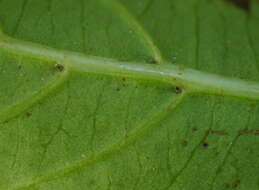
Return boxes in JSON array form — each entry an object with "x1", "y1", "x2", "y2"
[
  {"x1": 175, "y1": 86, "x2": 182, "y2": 94},
  {"x1": 203, "y1": 142, "x2": 209, "y2": 148},
  {"x1": 55, "y1": 64, "x2": 65, "y2": 72}
]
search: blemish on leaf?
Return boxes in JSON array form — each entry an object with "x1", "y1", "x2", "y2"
[
  {"x1": 225, "y1": 183, "x2": 231, "y2": 188},
  {"x1": 181, "y1": 140, "x2": 188, "y2": 147},
  {"x1": 232, "y1": 179, "x2": 241, "y2": 188},
  {"x1": 210, "y1": 130, "x2": 228, "y2": 136},
  {"x1": 55, "y1": 63, "x2": 65, "y2": 72},
  {"x1": 25, "y1": 112, "x2": 32, "y2": 118},
  {"x1": 122, "y1": 77, "x2": 127, "y2": 87},
  {"x1": 202, "y1": 142, "x2": 209, "y2": 149},
  {"x1": 149, "y1": 58, "x2": 158, "y2": 64},
  {"x1": 89, "y1": 179, "x2": 96, "y2": 186},
  {"x1": 3, "y1": 120, "x2": 9, "y2": 124},
  {"x1": 226, "y1": 0, "x2": 251, "y2": 11},
  {"x1": 192, "y1": 127, "x2": 198, "y2": 132},
  {"x1": 175, "y1": 86, "x2": 182, "y2": 94},
  {"x1": 239, "y1": 129, "x2": 259, "y2": 136}
]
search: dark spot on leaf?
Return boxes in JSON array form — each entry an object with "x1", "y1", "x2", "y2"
[
  {"x1": 239, "y1": 129, "x2": 259, "y2": 136},
  {"x1": 148, "y1": 58, "x2": 158, "y2": 64},
  {"x1": 192, "y1": 127, "x2": 198, "y2": 132},
  {"x1": 116, "y1": 87, "x2": 120, "y2": 91},
  {"x1": 232, "y1": 179, "x2": 241, "y2": 188},
  {"x1": 18, "y1": 65, "x2": 22, "y2": 70},
  {"x1": 175, "y1": 86, "x2": 182, "y2": 94},
  {"x1": 26, "y1": 112, "x2": 32, "y2": 117},
  {"x1": 122, "y1": 77, "x2": 127, "y2": 87},
  {"x1": 181, "y1": 140, "x2": 188, "y2": 147},
  {"x1": 55, "y1": 63, "x2": 64, "y2": 72},
  {"x1": 210, "y1": 130, "x2": 228, "y2": 136},
  {"x1": 202, "y1": 142, "x2": 209, "y2": 148},
  {"x1": 89, "y1": 179, "x2": 96, "y2": 186},
  {"x1": 3, "y1": 120, "x2": 9, "y2": 124},
  {"x1": 225, "y1": 183, "x2": 231, "y2": 188},
  {"x1": 226, "y1": 0, "x2": 250, "y2": 11}
]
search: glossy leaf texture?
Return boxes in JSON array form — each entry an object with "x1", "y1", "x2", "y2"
[{"x1": 0, "y1": 0, "x2": 259, "y2": 189}]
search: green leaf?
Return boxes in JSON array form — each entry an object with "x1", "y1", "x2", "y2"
[{"x1": 0, "y1": 0, "x2": 259, "y2": 189}]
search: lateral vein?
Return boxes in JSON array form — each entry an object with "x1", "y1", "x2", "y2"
[
  {"x1": 0, "y1": 68, "x2": 69, "y2": 124},
  {"x1": 100, "y1": 0, "x2": 163, "y2": 63},
  {"x1": 12, "y1": 94, "x2": 185, "y2": 190}
]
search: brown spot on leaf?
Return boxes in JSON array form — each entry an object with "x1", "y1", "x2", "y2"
[
  {"x1": 175, "y1": 86, "x2": 182, "y2": 94},
  {"x1": 232, "y1": 179, "x2": 241, "y2": 188},
  {"x1": 225, "y1": 179, "x2": 241, "y2": 188},
  {"x1": 210, "y1": 130, "x2": 228, "y2": 136},
  {"x1": 55, "y1": 63, "x2": 65, "y2": 72},
  {"x1": 26, "y1": 112, "x2": 32, "y2": 117},
  {"x1": 227, "y1": 0, "x2": 251, "y2": 11},
  {"x1": 181, "y1": 140, "x2": 188, "y2": 147},
  {"x1": 239, "y1": 129, "x2": 259, "y2": 136},
  {"x1": 192, "y1": 127, "x2": 198, "y2": 132},
  {"x1": 121, "y1": 77, "x2": 127, "y2": 87},
  {"x1": 202, "y1": 142, "x2": 209, "y2": 148},
  {"x1": 148, "y1": 58, "x2": 158, "y2": 64}
]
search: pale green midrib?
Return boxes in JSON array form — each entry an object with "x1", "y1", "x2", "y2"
[
  {"x1": 1, "y1": 35, "x2": 259, "y2": 100},
  {"x1": 12, "y1": 94, "x2": 185, "y2": 190}
]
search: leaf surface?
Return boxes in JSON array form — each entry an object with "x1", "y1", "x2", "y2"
[{"x1": 0, "y1": 0, "x2": 259, "y2": 189}]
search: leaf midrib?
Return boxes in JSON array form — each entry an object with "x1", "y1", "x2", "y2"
[{"x1": 1, "y1": 33, "x2": 259, "y2": 100}]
